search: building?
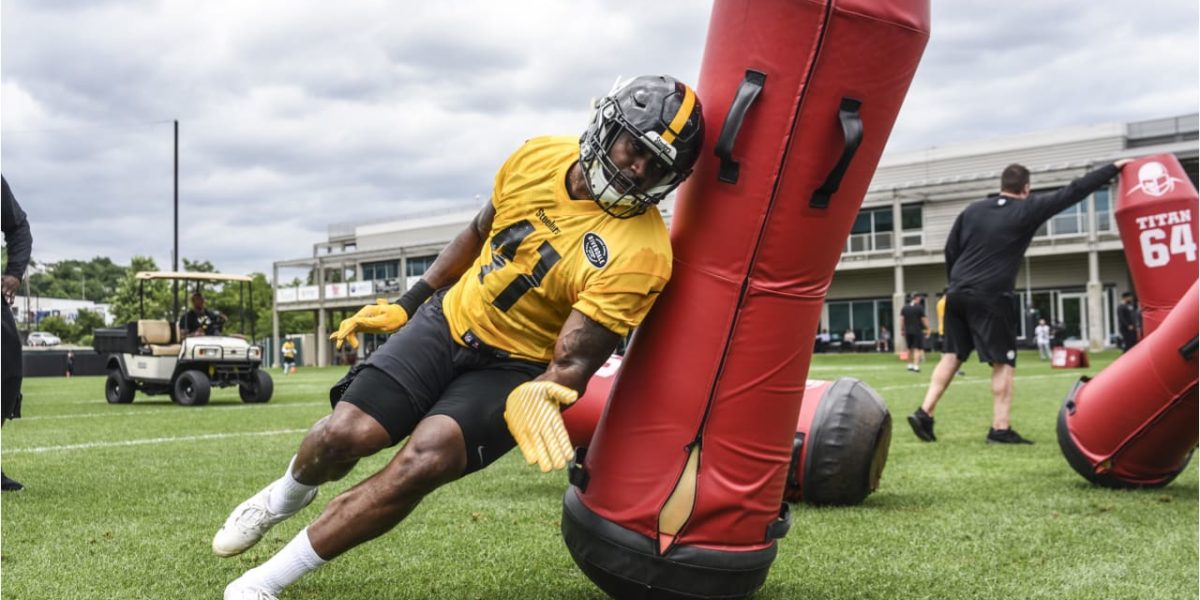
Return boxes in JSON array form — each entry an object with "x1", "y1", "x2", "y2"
[
  {"x1": 273, "y1": 114, "x2": 1198, "y2": 365},
  {"x1": 10, "y1": 295, "x2": 114, "y2": 326}
]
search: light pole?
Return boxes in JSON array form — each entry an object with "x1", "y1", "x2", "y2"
[{"x1": 75, "y1": 266, "x2": 85, "y2": 300}]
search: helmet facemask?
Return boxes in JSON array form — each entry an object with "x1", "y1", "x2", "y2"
[{"x1": 579, "y1": 76, "x2": 703, "y2": 219}]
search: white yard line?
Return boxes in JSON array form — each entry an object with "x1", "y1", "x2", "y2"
[
  {"x1": 5, "y1": 428, "x2": 309, "y2": 454},
  {"x1": 807, "y1": 365, "x2": 897, "y2": 372},
  {"x1": 25, "y1": 402, "x2": 327, "y2": 421},
  {"x1": 874, "y1": 372, "x2": 1083, "y2": 392}
]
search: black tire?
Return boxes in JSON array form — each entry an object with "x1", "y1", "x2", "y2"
[
  {"x1": 172, "y1": 370, "x2": 211, "y2": 406},
  {"x1": 105, "y1": 369, "x2": 135, "y2": 404},
  {"x1": 239, "y1": 369, "x2": 274, "y2": 404}
]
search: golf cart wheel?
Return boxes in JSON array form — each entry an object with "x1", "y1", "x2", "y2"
[
  {"x1": 173, "y1": 371, "x2": 211, "y2": 406},
  {"x1": 239, "y1": 369, "x2": 274, "y2": 404},
  {"x1": 105, "y1": 369, "x2": 135, "y2": 404}
]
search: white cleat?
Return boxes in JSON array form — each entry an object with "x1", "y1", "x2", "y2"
[
  {"x1": 212, "y1": 484, "x2": 316, "y2": 557},
  {"x1": 224, "y1": 580, "x2": 279, "y2": 600}
]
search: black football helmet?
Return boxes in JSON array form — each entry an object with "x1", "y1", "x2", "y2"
[{"x1": 580, "y1": 75, "x2": 704, "y2": 218}]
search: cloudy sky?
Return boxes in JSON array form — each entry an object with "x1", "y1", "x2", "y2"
[{"x1": 2, "y1": 0, "x2": 1197, "y2": 279}]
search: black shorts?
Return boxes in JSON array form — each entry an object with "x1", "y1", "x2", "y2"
[
  {"x1": 336, "y1": 289, "x2": 545, "y2": 474},
  {"x1": 943, "y1": 291, "x2": 1018, "y2": 366},
  {"x1": 2, "y1": 301, "x2": 23, "y2": 420},
  {"x1": 904, "y1": 333, "x2": 924, "y2": 352}
]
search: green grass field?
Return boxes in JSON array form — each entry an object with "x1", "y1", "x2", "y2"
[{"x1": 2, "y1": 351, "x2": 1196, "y2": 599}]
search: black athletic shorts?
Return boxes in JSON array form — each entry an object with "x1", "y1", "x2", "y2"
[
  {"x1": 335, "y1": 289, "x2": 546, "y2": 474},
  {"x1": 904, "y1": 333, "x2": 924, "y2": 352},
  {"x1": 2, "y1": 299, "x2": 23, "y2": 420},
  {"x1": 943, "y1": 291, "x2": 1018, "y2": 367}
]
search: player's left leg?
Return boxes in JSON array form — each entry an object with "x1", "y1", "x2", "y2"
[
  {"x1": 989, "y1": 363, "x2": 1015, "y2": 430},
  {"x1": 979, "y1": 296, "x2": 1031, "y2": 444}
]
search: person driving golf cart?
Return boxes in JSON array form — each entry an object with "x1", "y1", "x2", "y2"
[{"x1": 180, "y1": 292, "x2": 226, "y2": 338}]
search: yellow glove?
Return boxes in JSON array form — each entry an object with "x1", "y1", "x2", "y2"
[
  {"x1": 504, "y1": 381, "x2": 579, "y2": 472},
  {"x1": 329, "y1": 299, "x2": 409, "y2": 350}
]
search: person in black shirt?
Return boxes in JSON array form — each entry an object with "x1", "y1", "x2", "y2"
[
  {"x1": 907, "y1": 159, "x2": 1130, "y2": 445},
  {"x1": 1116, "y1": 292, "x2": 1138, "y2": 352},
  {"x1": 900, "y1": 294, "x2": 928, "y2": 372},
  {"x1": 180, "y1": 292, "x2": 225, "y2": 338},
  {"x1": 2, "y1": 176, "x2": 33, "y2": 491}
]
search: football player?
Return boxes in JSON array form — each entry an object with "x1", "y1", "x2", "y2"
[{"x1": 217, "y1": 75, "x2": 704, "y2": 599}]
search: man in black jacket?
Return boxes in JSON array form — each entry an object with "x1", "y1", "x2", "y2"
[
  {"x1": 908, "y1": 159, "x2": 1130, "y2": 445},
  {"x1": 1116, "y1": 292, "x2": 1138, "y2": 352},
  {"x1": 2, "y1": 176, "x2": 33, "y2": 491}
]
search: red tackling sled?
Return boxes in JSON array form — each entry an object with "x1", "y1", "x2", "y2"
[
  {"x1": 561, "y1": 1, "x2": 930, "y2": 598},
  {"x1": 563, "y1": 361, "x2": 892, "y2": 507}
]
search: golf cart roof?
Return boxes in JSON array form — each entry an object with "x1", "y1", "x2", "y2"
[{"x1": 135, "y1": 271, "x2": 254, "y2": 283}]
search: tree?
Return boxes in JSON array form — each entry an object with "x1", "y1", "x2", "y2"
[
  {"x1": 27, "y1": 257, "x2": 126, "y2": 303},
  {"x1": 72, "y1": 309, "x2": 107, "y2": 344},
  {"x1": 109, "y1": 256, "x2": 173, "y2": 324},
  {"x1": 37, "y1": 315, "x2": 73, "y2": 341}
]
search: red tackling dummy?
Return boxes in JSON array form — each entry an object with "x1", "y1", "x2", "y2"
[
  {"x1": 1057, "y1": 281, "x2": 1198, "y2": 488},
  {"x1": 1115, "y1": 154, "x2": 1199, "y2": 336},
  {"x1": 561, "y1": 1, "x2": 930, "y2": 598}
]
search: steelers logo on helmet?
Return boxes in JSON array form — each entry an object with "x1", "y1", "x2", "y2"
[{"x1": 580, "y1": 75, "x2": 704, "y2": 218}]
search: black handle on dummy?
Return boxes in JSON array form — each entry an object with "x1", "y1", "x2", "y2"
[
  {"x1": 714, "y1": 69, "x2": 766, "y2": 184},
  {"x1": 810, "y1": 97, "x2": 864, "y2": 209},
  {"x1": 1179, "y1": 335, "x2": 1198, "y2": 360}
]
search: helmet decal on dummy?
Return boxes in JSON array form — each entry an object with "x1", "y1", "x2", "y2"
[
  {"x1": 1129, "y1": 161, "x2": 1183, "y2": 198},
  {"x1": 580, "y1": 75, "x2": 704, "y2": 218}
]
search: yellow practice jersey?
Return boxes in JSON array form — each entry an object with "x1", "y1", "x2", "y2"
[{"x1": 443, "y1": 136, "x2": 672, "y2": 363}]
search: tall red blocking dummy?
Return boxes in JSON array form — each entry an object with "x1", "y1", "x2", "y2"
[
  {"x1": 1115, "y1": 154, "x2": 1199, "y2": 335},
  {"x1": 1057, "y1": 282, "x2": 1198, "y2": 488},
  {"x1": 560, "y1": 1, "x2": 930, "y2": 598}
]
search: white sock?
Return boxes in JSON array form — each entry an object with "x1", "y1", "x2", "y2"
[
  {"x1": 267, "y1": 456, "x2": 317, "y2": 515},
  {"x1": 237, "y1": 527, "x2": 328, "y2": 594}
]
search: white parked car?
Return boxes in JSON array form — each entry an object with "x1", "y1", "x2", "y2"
[{"x1": 27, "y1": 331, "x2": 61, "y2": 347}]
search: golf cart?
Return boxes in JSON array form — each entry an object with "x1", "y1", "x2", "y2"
[{"x1": 92, "y1": 271, "x2": 272, "y2": 406}]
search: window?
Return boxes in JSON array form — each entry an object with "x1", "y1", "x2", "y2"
[
  {"x1": 361, "y1": 260, "x2": 399, "y2": 281},
  {"x1": 405, "y1": 255, "x2": 437, "y2": 278},
  {"x1": 1050, "y1": 203, "x2": 1083, "y2": 236},
  {"x1": 1094, "y1": 188, "x2": 1112, "y2": 233},
  {"x1": 901, "y1": 204, "x2": 924, "y2": 247},
  {"x1": 826, "y1": 298, "x2": 892, "y2": 342},
  {"x1": 844, "y1": 205, "x2": 923, "y2": 254},
  {"x1": 1035, "y1": 188, "x2": 1113, "y2": 238}
]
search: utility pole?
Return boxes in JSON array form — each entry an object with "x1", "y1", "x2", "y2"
[{"x1": 173, "y1": 119, "x2": 180, "y2": 320}]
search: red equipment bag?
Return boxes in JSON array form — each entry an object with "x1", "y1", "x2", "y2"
[
  {"x1": 1050, "y1": 347, "x2": 1089, "y2": 369},
  {"x1": 564, "y1": 362, "x2": 892, "y2": 507},
  {"x1": 1115, "y1": 154, "x2": 1199, "y2": 336},
  {"x1": 1057, "y1": 281, "x2": 1198, "y2": 488},
  {"x1": 561, "y1": 1, "x2": 929, "y2": 597}
]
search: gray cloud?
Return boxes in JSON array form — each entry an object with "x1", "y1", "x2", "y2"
[{"x1": 2, "y1": 0, "x2": 1196, "y2": 277}]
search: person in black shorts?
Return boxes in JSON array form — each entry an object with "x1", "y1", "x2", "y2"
[
  {"x1": 2, "y1": 176, "x2": 33, "y2": 492},
  {"x1": 907, "y1": 159, "x2": 1130, "y2": 445},
  {"x1": 900, "y1": 294, "x2": 928, "y2": 372},
  {"x1": 214, "y1": 75, "x2": 705, "y2": 599}
]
